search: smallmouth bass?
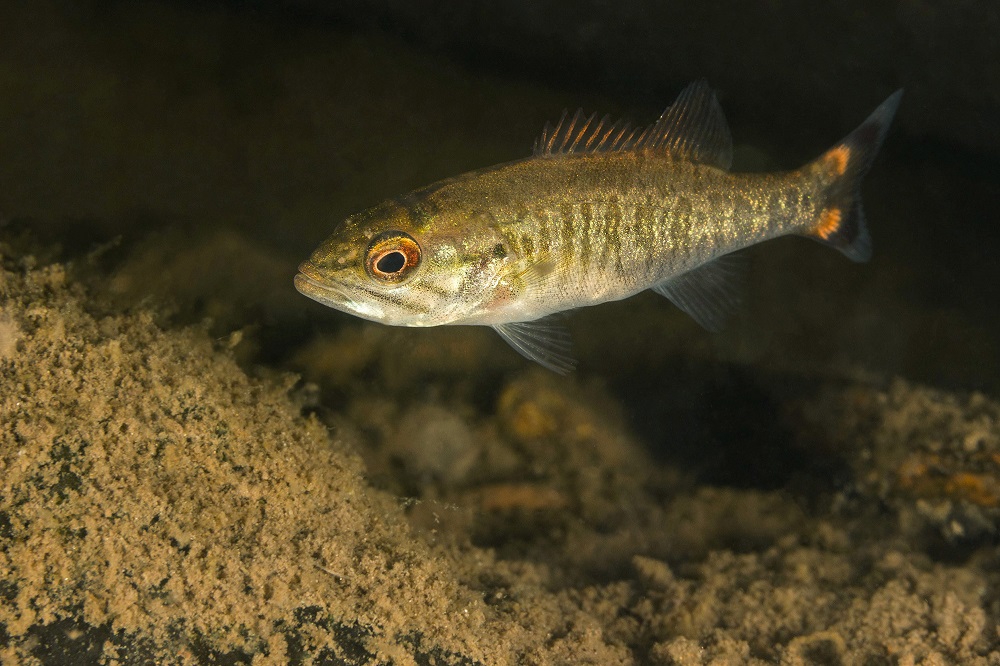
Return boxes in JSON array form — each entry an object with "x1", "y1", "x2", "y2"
[{"x1": 296, "y1": 81, "x2": 902, "y2": 372}]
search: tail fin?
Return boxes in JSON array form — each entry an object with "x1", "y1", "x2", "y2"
[{"x1": 803, "y1": 90, "x2": 903, "y2": 262}]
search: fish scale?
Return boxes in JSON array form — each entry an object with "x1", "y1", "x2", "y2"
[{"x1": 295, "y1": 81, "x2": 902, "y2": 373}]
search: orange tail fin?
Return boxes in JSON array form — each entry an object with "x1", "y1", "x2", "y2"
[{"x1": 803, "y1": 90, "x2": 903, "y2": 262}]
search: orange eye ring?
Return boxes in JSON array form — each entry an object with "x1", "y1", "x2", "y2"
[{"x1": 365, "y1": 231, "x2": 421, "y2": 283}]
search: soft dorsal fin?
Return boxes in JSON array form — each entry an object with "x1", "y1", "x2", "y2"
[
  {"x1": 635, "y1": 79, "x2": 734, "y2": 169},
  {"x1": 533, "y1": 80, "x2": 733, "y2": 169}
]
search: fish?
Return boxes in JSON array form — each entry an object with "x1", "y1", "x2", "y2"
[{"x1": 295, "y1": 81, "x2": 902, "y2": 373}]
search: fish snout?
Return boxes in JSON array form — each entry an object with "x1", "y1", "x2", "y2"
[
  {"x1": 294, "y1": 261, "x2": 347, "y2": 305},
  {"x1": 296, "y1": 260, "x2": 324, "y2": 282}
]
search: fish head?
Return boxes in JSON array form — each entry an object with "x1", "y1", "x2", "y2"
[{"x1": 295, "y1": 199, "x2": 510, "y2": 327}]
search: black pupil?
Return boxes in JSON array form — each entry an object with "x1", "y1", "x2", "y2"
[{"x1": 376, "y1": 251, "x2": 406, "y2": 273}]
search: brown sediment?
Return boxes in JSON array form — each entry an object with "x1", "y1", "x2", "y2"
[
  {"x1": 0, "y1": 259, "x2": 492, "y2": 664},
  {"x1": 794, "y1": 378, "x2": 1000, "y2": 540},
  {"x1": 898, "y1": 455, "x2": 1000, "y2": 508},
  {"x1": 477, "y1": 483, "x2": 568, "y2": 512},
  {"x1": 2, "y1": 253, "x2": 1000, "y2": 664}
]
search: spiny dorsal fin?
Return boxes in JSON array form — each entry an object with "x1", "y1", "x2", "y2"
[
  {"x1": 533, "y1": 110, "x2": 638, "y2": 157},
  {"x1": 532, "y1": 80, "x2": 733, "y2": 170}
]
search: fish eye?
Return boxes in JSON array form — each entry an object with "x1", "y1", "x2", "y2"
[
  {"x1": 376, "y1": 251, "x2": 406, "y2": 273},
  {"x1": 365, "y1": 231, "x2": 421, "y2": 283}
]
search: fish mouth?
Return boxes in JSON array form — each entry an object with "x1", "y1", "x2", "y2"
[
  {"x1": 294, "y1": 261, "x2": 352, "y2": 310},
  {"x1": 295, "y1": 260, "x2": 326, "y2": 285}
]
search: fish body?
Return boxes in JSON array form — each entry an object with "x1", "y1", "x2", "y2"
[{"x1": 296, "y1": 81, "x2": 902, "y2": 372}]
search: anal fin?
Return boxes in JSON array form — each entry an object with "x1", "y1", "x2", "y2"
[
  {"x1": 651, "y1": 254, "x2": 746, "y2": 331},
  {"x1": 492, "y1": 319, "x2": 576, "y2": 374}
]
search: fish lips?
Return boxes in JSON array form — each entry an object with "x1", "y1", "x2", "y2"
[{"x1": 294, "y1": 262, "x2": 353, "y2": 311}]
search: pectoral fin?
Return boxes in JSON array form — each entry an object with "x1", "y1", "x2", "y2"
[
  {"x1": 651, "y1": 254, "x2": 745, "y2": 331},
  {"x1": 492, "y1": 319, "x2": 576, "y2": 374}
]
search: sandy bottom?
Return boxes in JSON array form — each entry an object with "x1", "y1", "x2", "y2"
[{"x1": 2, "y1": 238, "x2": 999, "y2": 665}]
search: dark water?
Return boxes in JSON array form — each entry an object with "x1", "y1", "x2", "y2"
[{"x1": 4, "y1": 0, "x2": 996, "y2": 391}]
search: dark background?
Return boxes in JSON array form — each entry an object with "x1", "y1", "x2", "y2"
[{"x1": 1, "y1": 0, "x2": 997, "y2": 392}]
